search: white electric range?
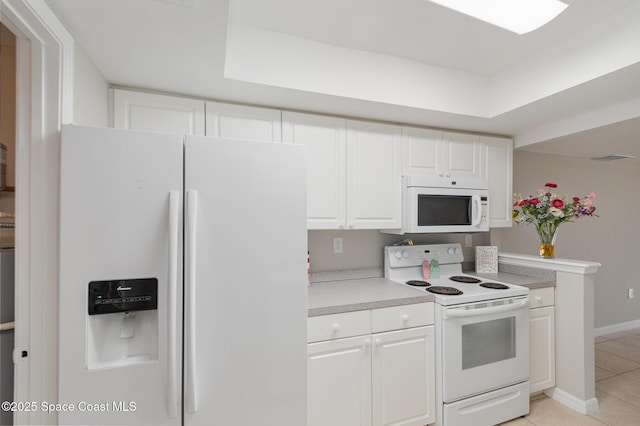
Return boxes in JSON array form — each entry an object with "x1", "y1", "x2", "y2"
[
  {"x1": 384, "y1": 243, "x2": 530, "y2": 426},
  {"x1": 384, "y1": 243, "x2": 528, "y2": 304}
]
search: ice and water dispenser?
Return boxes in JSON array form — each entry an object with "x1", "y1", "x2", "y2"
[{"x1": 87, "y1": 278, "x2": 158, "y2": 369}]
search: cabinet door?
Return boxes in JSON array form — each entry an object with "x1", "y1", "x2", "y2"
[
  {"x1": 401, "y1": 127, "x2": 443, "y2": 177},
  {"x1": 346, "y1": 120, "x2": 402, "y2": 229},
  {"x1": 308, "y1": 336, "x2": 372, "y2": 426},
  {"x1": 372, "y1": 327, "x2": 435, "y2": 426},
  {"x1": 481, "y1": 136, "x2": 513, "y2": 228},
  {"x1": 205, "y1": 101, "x2": 282, "y2": 142},
  {"x1": 442, "y1": 131, "x2": 482, "y2": 179},
  {"x1": 112, "y1": 89, "x2": 205, "y2": 135},
  {"x1": 283, "y1": 112, "x2": 347, "y2": 229},
  {"x1": 529, "y1": 306, "x2": 555, "y2": 394}
]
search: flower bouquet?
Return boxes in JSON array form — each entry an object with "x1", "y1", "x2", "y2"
[{"x1": 512, "y1": 183, "x2": 597, "y2": 258}]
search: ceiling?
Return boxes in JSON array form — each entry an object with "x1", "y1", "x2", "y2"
[{"x1": 44, "y1": 0, "x2": 640, "y2": 160}]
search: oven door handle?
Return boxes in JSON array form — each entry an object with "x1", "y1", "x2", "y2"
[{"x1": 445, "y1": 298, "x2": 529, "y2": 318}]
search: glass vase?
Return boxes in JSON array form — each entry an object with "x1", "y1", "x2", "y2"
[{"x1": 537, "y1": 223, "x2": 558, "y2": 259}]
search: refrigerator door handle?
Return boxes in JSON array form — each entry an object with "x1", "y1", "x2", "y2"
[
  {"x1": 186, "y1": 189, "x2": 198, "y2": 413},
  {"x1": 167, "y1": 191, "x2": 180, "y2": 418}
]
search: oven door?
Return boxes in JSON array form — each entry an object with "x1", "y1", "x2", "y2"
[{"x1": 440, "y1": 296, "x2": 529, "y2": 402}]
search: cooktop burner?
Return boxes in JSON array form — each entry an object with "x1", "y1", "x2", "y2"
[
  {"x1": 406, "y1": 280, "x2": 431, "y2": 287},
  {"x1": 426, "y1": 286, "x2": 463, "y2": 295},
  {"x1": 480, "y1": 282, "x2": 510, "y2": 290},
  {"x1": 449, "y1": 275, "x2": 482, "y2": 284}
]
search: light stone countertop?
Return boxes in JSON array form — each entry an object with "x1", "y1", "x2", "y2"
[
  {"x1": 466, "y1": 271, "x2": 556, "y2": 290},
  {"x1": 308, "y1": 277, "x2": 434, "y2": 317}
]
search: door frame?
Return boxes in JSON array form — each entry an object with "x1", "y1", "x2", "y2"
[{"x1": 1, "y1": 0, "x2": 74, "y2": 424}]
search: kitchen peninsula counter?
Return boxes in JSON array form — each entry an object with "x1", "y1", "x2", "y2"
[{"x1": 308, "y1": 277, "x2": 433, "y2": 317}]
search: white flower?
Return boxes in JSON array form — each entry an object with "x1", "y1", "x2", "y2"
[{"x1": 549, "y1": 207, "x2": 564, "y2": 218}]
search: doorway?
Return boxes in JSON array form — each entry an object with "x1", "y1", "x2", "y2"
[{"x1": 0, "y1": 21, "x2": 16, "y2": 426}]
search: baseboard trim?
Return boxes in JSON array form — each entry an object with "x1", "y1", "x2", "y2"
[
  {"x1": 545, "y1": 387, "x2": 599, "y2": 415},
  {"x1": 595, "y1": 319, "x2": 640, "y2": 337}
]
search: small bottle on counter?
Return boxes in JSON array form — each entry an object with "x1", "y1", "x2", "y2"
[
  {"x1": 430, "y1": 259, "x2": 440, "y2": 278},
  {"x1": 422, "y1": 260, "x2": 431, "y2": 280}
]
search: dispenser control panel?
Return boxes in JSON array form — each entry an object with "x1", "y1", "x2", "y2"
[{"x1": 88, "y1": 278, "x2": 158, "y2": 315}]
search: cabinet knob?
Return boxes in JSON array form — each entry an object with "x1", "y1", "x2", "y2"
[
  {"x1": 401, "y1": 314, "x2": 410, "y2": 323},
  {"x1": 332, "y1": 323, "x2": 341, "y2": 332},
  {"x1": 535, "y1": 296, "x2": 542, "y2": 303},
  {"x1": 374, "y1": 338, "x2": 383, "y2": 347},
  {"x1": 364, "y1": 338, "x2": 372, "y2": 347}
]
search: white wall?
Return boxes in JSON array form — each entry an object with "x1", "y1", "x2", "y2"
[
  {"x1": 72, "y1": 41, "x2": 109, "y2": 127},
  {"x1": 491, "y1": 150, "x2": 640, "y2": 329}
]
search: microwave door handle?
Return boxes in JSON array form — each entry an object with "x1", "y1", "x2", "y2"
[
  {"x1": 471, "y1": 195, "x2": 482, "y2": 226},
  {"x1": 445, "y1": 298, "x2": 529, "y2": 318}
]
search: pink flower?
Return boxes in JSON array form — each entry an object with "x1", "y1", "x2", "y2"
[
  {"x1": 551, "y1": 199, "x2": 564, "y2": 209},
  {"x1": 519, "y1": 200, "x2": 528, "y2": 206},
  {"x1": 588, "y1": 192, "x2": 596, "y2": 198}
]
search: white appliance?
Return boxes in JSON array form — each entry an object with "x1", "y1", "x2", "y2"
[
  {"x1": 383, "y1": 176, "x2": 489, "y2": 234},
  {"x1": 385, "y1": 243, "x2": 529, "y2": 426},
  {"x1": 58, "y1": 125, "x2": 308, "y2": 426}
]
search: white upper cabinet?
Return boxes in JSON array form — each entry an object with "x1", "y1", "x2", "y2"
[
  {"x1": 402, "y1": 127, "x2": 482, "y2": 179},
  {"x1": 112, "y1": 89, "x2": 205, "y2": 135},
  {"x1": 205, "y1": 101, "x2": 282, "y2": 142},
  {"x1": 402, "y1": 127, "x2": 442, "y2": 176},
  {"x1": 442, "y1": 131, "x2": 483, "y2": 179},
  {"x1": 282, "y1": 112, "x2": 346, "y2": 229},
  {"x1": 346, "y1": 120, "x2": 402, "y2": 230},
  {"x1": 480, "y1": 136, "x2": 513, "y2": 228},
  {"x1": 283, "y1": 114, "x2": 401, "y2": 230}
]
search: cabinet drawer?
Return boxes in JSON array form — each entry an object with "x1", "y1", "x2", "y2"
[
  {"x1": 308, "y1": 311, "x2": 371, "y2": 343},
  {"x1": 529, "y1": 287, "x2": 555, "y2": 309},
  {"x1": 371, "y1": 303, "x2": 434, "y2": 333}
]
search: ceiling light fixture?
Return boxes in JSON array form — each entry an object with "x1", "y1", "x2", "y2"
[{"x1": 425, "y1": 0, "x2": 570, "y2": 34}]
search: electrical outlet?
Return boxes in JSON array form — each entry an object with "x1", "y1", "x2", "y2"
[
  {"x1": 629, "y1": 288, "x2": 635, "y2": 299},
  {"x1": 333, "y1": 237, "x2": 343, "y2": 254},
  {"x1": 465, "y1": 234, "x2": 473, "y2": 247}
]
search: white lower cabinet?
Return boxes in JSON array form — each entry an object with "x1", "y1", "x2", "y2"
[
  {"x1": 372, "y1": 327, "x2": 435, "y2": 426},
  {"x1": 308, "y1": 303, "x2": 435, "y2": 426},
  {"x1": 308, "y1": 335, "x2": 373, "y2": 426},
  {"x1": 529, "y1": 288, "x2": 556, "y2": 394}
]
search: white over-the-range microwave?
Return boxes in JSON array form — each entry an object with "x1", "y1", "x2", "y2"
[{"x1": 382, "y1": 176, "x2": 489, "y2": 234}]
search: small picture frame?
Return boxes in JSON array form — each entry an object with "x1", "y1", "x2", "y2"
[{"x1": 476, "y1": 246, "x2": 498, "y2": 273}]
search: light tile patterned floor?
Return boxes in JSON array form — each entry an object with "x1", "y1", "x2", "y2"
[{"x1": 500, "y1": 328, "x2": 640, "y2": 426}]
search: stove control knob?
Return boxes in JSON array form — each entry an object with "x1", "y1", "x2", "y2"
[
  {"x1": 402, "y1": 250, "x2": 409, "y2": 258},
  {"x1": 447, "y1": 247, "x2": 455, "y2": 255},
  {"x1": 454, "y1": 246, "x2": 461, "y2": 255},
  {"x1": 394, "y1": 250, "x2": 402, "y2": 259}
]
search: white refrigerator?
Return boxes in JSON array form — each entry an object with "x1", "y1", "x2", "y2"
[{"x1": 58, "y1": 125, "x2": 308, "y2": 425}]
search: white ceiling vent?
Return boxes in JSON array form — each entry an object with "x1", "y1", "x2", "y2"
[{"x1": 591, "y1": 154, "x2": 635, "y2": 161}]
